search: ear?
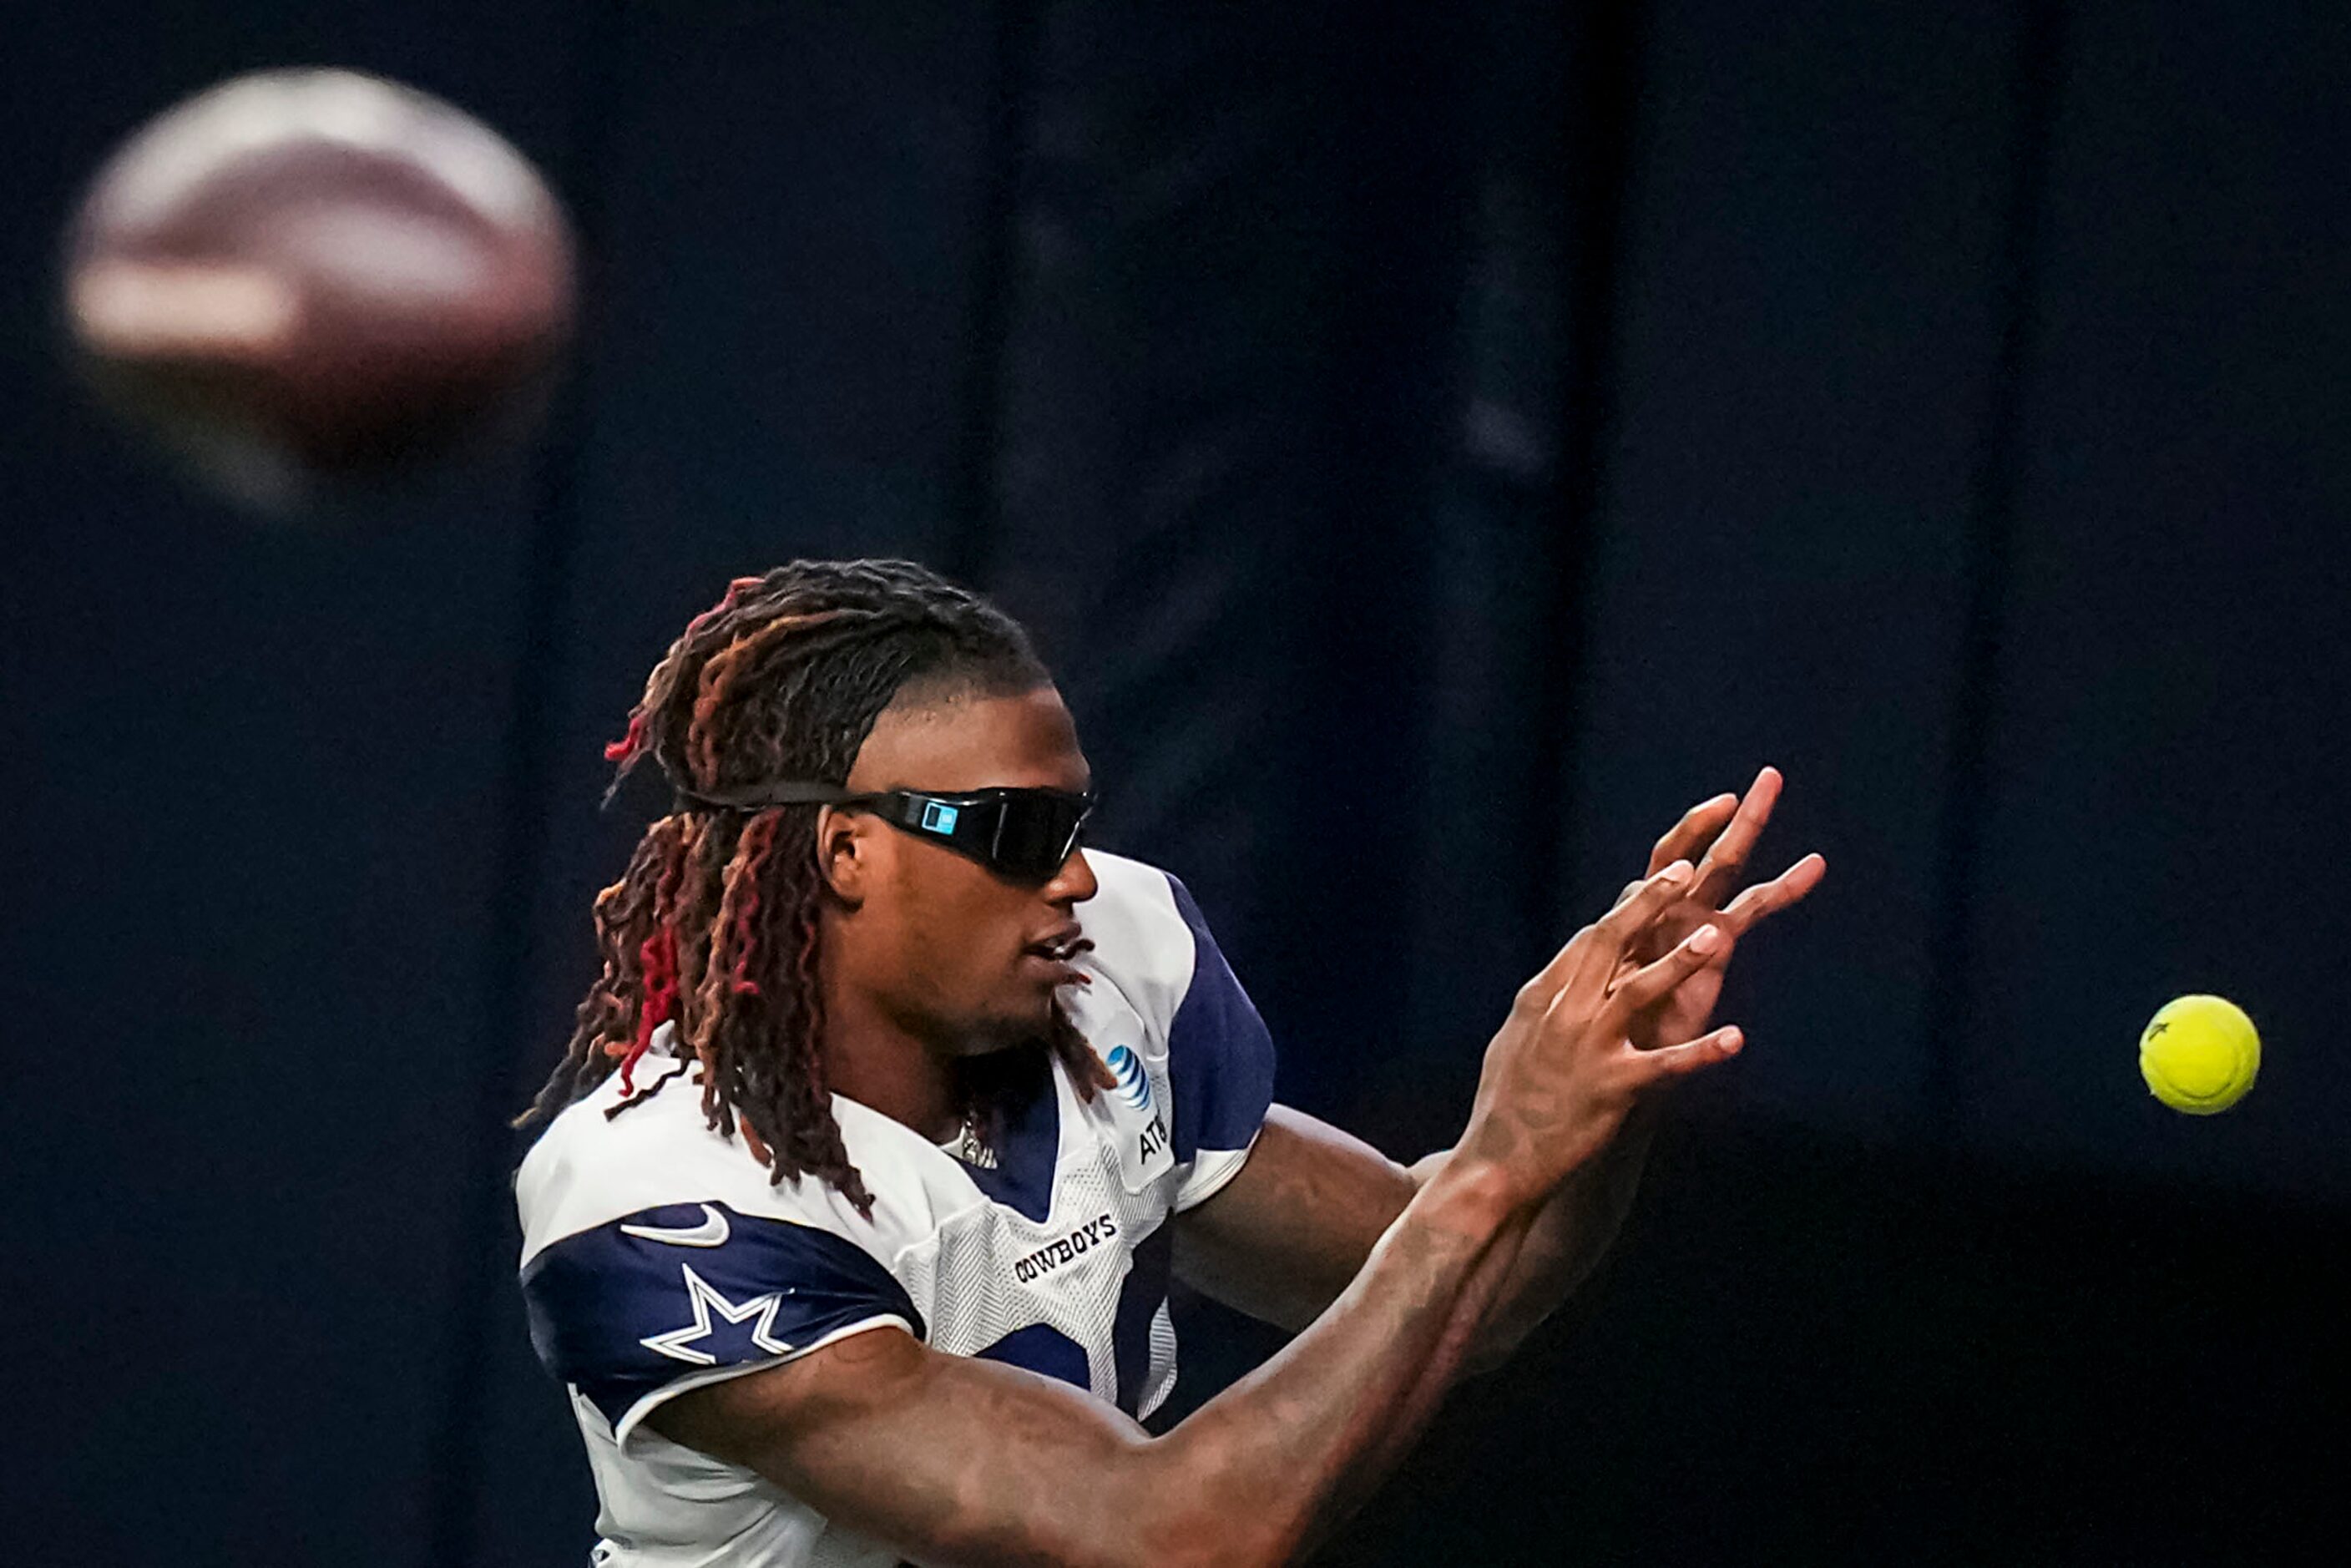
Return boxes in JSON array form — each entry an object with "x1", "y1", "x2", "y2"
[{"x1": 815, "y1": 804, "x2": 878, "y2": 905}]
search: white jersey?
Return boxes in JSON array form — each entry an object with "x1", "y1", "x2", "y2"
[{"x1": 516, "y1": 852, "x2": 1277, "y2": 1567}]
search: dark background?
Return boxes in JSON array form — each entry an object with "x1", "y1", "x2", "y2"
[{"x1": 5, "y1": 2, "x2": 2345, "y2": 1563}]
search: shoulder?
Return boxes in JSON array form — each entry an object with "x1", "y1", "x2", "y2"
[
  {"x1": 514, "y1": 1060, "x2": 946, "y2": 1449},
  {"x1": 1075, "y1": 853, "x2": 1277, "y2": 1205},
  {"x1": 518, "y1": 1044, "x2": 976, "y2": 1267},
  {"x1": 520, "y1": 1051, "x2": 868, "y2": 1255},
  {"x1": 1071, "y1": 852, "x2": 1194, "y2": 1017},
  {"x1": 1074, "y1": 851, "x2": 1231, "y2": 1036}
]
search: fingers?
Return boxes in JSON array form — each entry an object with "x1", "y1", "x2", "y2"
[
  {"x1": 1646, "y1": 792, "x2": 1739, "y2": 877},
  {"x1": 1570, "y1": 860, "x2": 1701, "y2": 992},
  {"x1": 1589, "y1": 859, "x2": 1696, "y2": 960},
  {"x1": 1605, "y1": 921, "x2": 1727, "y2": 1019},
  {"x1": 1625, "y1": 1024, "x2": 1746, "y2": 1087},
  {"x1": 1532, "y1": 860, "x2": 1693, "y2": 1004},
  {"x1": 1690, "y1": 766, "x2": 1782, "y2": 907},
  {"x1": 1719, "y1": 851, "x2": 1827, "y2": 936}
]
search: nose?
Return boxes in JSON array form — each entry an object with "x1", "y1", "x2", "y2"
[{"x1": 1045, "y1": 846, "x2": 1098, "y2": 906}]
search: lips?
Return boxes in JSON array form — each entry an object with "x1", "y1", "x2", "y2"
[
  {"x1": 1022, "y1": 926, "x2": 1093, "y2": 985},
  {"x1": 1024, "y1": 925, "x2": 1089, "y2": 964}
]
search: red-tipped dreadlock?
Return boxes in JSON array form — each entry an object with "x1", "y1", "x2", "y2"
[{"x1": 519, "y1": 559, "x2": 1114, "y2": 1219}]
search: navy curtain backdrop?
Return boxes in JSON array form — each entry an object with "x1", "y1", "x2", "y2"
[{"x1": 6, "y1": 3, "x2": 2344, "y2": 1563}]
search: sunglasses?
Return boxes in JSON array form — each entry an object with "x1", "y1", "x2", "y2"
[{"x1": 675, "y1": 780, "x2": 1095, "y2": 882}]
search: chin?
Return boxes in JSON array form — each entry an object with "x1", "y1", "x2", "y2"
[
  {"x1": 947, "y1": 1010, "x2": 1044, "y2": 1059},
  {"x1": 962, "y1": 991, "x2": 1069, "y2": 1055}
]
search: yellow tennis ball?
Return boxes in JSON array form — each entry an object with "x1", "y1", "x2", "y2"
[{"x1": 2139, "y1": 994, "x2": 2259, "y2": 1115}]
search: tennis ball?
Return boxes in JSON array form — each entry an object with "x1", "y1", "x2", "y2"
[{"x1": 2139, "y1": 994, "x2": 2259, "y2": 1115}]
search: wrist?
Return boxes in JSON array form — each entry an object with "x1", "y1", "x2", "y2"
[{"x1": 1412, "y1": 1151, "x2": 1523, "y2": 1236}]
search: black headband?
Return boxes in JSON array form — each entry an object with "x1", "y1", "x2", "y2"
[{"x1": 669, "y1": 779, "x2": 852, "y2": 814}]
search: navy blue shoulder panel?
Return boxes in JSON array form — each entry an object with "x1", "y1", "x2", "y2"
[
  {"x1": 521, "y1": 1201, "x2": 923, "y2": 1428},
  {"x1": 1164, "y1": 874, "x2": 1278, "y2": 1162}
]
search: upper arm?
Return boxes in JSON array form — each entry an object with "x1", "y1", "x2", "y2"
[
  {"x1": 1173, "y1": 1105, "x2": 1418, "y2": 1333},
  {"x1": 521, "y1": 1201, "x2": 1210, "y2": 1566},
  {"x1": 519, "y1": 1201, "x2": 924, "y2": 1450},
  {"x1": 649, "y1": 1324, "x2": 1171, "y2": 1568}
]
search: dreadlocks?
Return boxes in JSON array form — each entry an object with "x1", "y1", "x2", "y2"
[{"x1": 519, "y1": 559, "x2": 1115, "y2": 1219}]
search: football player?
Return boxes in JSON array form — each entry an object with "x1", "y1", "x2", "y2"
[{"x1": 517, "y1": 559, "x2": 1823, "y2": 1566}]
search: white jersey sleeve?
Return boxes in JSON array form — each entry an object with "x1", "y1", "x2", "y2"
[
  {"x1": 514, "y1": 1062, "x2": 936, "y2": 1457},
  {"x1": 519, "y1": 1199, "x2": 923, "y2": 1451}
]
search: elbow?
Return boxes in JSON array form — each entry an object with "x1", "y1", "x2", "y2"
[
  {"x1": 1114, "y1": 1517, "x2": 1289, "y2": 1568},
  {"x1": 970, "y1": 1495, "x2": 1282, "y2": 1568},
  {"x1": 1100, "y1": 1453, "x2": 1296, "y2": 1568}
]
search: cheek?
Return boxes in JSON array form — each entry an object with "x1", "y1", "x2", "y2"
[{"x1": 893, "y1": 865, "x2": 1024, "y2": 993}]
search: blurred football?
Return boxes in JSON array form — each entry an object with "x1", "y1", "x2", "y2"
[{"x1": 63, "y1": 68, "x2": 577, "y2": 511}]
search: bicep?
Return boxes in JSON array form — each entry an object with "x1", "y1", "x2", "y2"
[
  {"x1": 650, "y1": 1324, "x2": 1157, "y2": 1568},
  {"x1": 1172, "y1": 1105, "x2": 1419, "y2": 1332}
]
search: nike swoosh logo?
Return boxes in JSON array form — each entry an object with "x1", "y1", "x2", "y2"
[{"x1": 620, "y1": 1204, "x2": 731, "y2": 1247}]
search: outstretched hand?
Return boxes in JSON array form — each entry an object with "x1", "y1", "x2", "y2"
[
  {"x1": 1612, "y1": 766, "x2": 1825, "y2": 1054},
  {"x1": 1460, "y1": 860, "x2": 1753, "y2": 1201}
]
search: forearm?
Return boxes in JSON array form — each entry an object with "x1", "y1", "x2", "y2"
[
  {"x1": 661, "y1": 861, "x2": 1751, "y2": 1567},
  {"x1": 1146, "y1": 1157, "x2": 1530, "y2": 1566},
  {"x1": 1177, "y1": 1102, "x2": 1656, "y2": 1372},
  {"x1": 1416, "y1": 1104, "x2": 1659, "y2": 1370},
  {"x1": 671, "y1": 1156, "x2": 1534, "y2": 1568}
]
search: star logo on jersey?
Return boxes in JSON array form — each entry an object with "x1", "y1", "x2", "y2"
[
  {"x1": 639, "y1": 1264, "x2": 793, "y2": 1367},
  {"x1": 1106, "y1": 1044, "x2": 1152, "y2": 1113}
]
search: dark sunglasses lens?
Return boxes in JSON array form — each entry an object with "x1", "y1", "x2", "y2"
[{"x1": 991, "y1": 794, "x2": 1087, "y2": 878}]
